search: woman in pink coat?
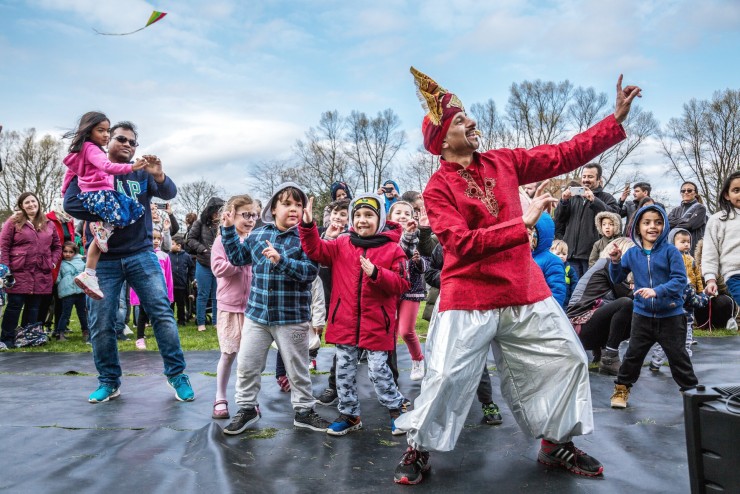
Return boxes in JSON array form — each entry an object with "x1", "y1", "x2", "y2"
[{"x1": 0, "y1": 192, "x2": 62, "y2": 347}]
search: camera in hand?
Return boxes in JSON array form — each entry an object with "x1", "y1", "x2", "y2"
[{"x1": 569, "y1": 186, "x2": 585, "y2": 196}]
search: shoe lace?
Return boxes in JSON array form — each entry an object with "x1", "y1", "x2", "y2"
[
  {"x1": 563, "y1": 442, "x2": 585, "y2": 457},
  {"x1": 401, "y1": 447, "x2": 420, "y2": 465},
  {"x1": 172, "y1": 374, "x2": 190, "y2": 388}
]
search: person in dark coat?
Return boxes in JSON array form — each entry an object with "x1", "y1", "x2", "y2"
[
  {"x1": 554, "y1": 163, "x2": 620, "y2": 278},
  {"x1": 667, "y1": 181, "x2": 707, "y2": 253},
  {"x1": 186, "y1": 196, "x2": 224, "y2": 331},
  {"x1": 0, "y1": 192, "x2": 62, "y2": 347}
]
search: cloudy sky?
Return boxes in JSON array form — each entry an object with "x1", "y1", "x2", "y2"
[{"x1": 2, "y1": 0, "x2": 739, "y2": 205}]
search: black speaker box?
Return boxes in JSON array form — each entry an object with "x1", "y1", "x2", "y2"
[{"x1": 683, "y1": 384, "x2": 740, "y2": 493}]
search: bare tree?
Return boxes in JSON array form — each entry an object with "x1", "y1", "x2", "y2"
[
  {"x1": 0, "y1": 128, "x2": 64, "y2": 214},
  {"x1": 660, "y1": 89, "x2": 740, "y2": 211},
  {"x1": 246, "y1": 160, "x2": 302, "y2": 201},
  {"x1": 295, "y1": 110, "x2": 352, "y2": 197},
  {"x1": 400, "y1": 146, "x2": 439, "y2": 192},
  {"x1": 568, "y1": 86, "x2": 609, "y2": 133},
  {"x1": 506, "y1": 79, "x2": 573, "y2": 147},
  {"x1": 345, "y1": 109, "x2": 406, "y2": 191},
  {"x1": 469, "y1": 99, "x2": 515, "y2": 151},
  {"x1": 597, "y1": 105, "x2": 659, "y2": 188},
  {"x1": 175, "y1": 177, "x2": 225, "y2": 216}
]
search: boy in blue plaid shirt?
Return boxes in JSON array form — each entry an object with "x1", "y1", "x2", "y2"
[{"x1": 221, "y1": 182, "x2": 331, "y2": 435}]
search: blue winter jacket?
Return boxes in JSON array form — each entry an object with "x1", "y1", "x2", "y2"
[
  {"x1": 609, "y1": 205, "x2": 687, "y2": 318},
  {"x1": 56, "y1": 255, "x2": 85, "y2": 298},
  {"x1": 532, "y1": 213, "x2": 567, "y2": 307}
]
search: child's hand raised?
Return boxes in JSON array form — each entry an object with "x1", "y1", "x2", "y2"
[
  {"x1": 221, "y1": 207, "x2": 235, "y2": 228},
  {"x1": 418, "y1": 204, "x2": 430, "y2": 227},
  {"x1": 303, "y1": 197, "x2": 314, "y2": 224},
  {"x1": 608, "y1": 244, "x2": 622, "y2": 263},
  {"x1": 634, "y1": 287, "x2": 656, "y2": 299},
  {"x1": 325, "y1": 221, "x2": 343, "y2": 239},
  {"x1": 262, "y1": 240, "x2": 281, "y2": 264},
  {"x1": 405, "y1": 219, "x2": 418, "y2": 233},
  {"x1": 132, "y1": 157, "x2": 148, "y2": 171},
  {"x1": 359, "y1": 256, "x2": 375, "y2": 277}
]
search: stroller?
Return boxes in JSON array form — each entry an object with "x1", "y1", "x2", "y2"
[{"x1": 0, "y1": 264, "x2": 15, "y2": 308}]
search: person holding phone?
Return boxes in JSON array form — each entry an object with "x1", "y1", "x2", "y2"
[
  {"x1": 618, "y1": 182, "x2": 651, "y2": 235},
  {"x1": 554, "y1": 163, "x2": 620, "y2": 278},
  {"x1": 376, "y1": 179, "x2": 401, "y2": 213}
]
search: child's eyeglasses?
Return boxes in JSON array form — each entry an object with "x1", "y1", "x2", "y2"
[
  {"x1": 239, "y1": 212, "x2": 259, "y2": 220},
  {"x1": 113, "y1": 135, "x2": 139, "y2": 147}
]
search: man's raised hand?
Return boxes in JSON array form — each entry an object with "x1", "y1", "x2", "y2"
[{"x1": 614, "y1": 74, "x2": 642, "y2": 124}]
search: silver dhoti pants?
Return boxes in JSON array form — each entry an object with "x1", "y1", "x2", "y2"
[{"x1": 394, "y1": 297, "x2": 593, "y2": 452}]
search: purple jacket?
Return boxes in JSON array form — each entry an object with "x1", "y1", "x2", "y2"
[{"x1": 0, "y1": 219, "x2": 62, "y2": 295}]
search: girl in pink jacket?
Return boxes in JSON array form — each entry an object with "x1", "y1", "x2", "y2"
[
  {"x1": 210, "y1": 195, "x2": 256, "y2": 420},
  {"x1": 62, "y1": 111, "x2": 147, "y2": 300},
  {"x1": 130, "y1": 230, "x2": 173, "y2": 350}
]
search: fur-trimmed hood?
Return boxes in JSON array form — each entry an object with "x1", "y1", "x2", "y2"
[{"x1": 594, "y1": 211, "x2": 622, "y2": 237}]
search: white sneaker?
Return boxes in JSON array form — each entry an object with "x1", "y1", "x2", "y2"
[
  {"x1": 74, "y1": 272, "x2": 104, "y2": 300},
  {"x1": 91, "y1": 221, "x2": 113, "y2": 253},
  {"x1": 135, "y1": 338, "x2": 147, "y2": 350},
  {"x1": 122, "y1": 324, "x2": 133, "y2": 336},
  {"x1": 410, "y1": 359, "x2": 425, "y2": 381}
]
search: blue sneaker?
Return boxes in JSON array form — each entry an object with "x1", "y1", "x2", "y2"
[
  {"x1": 327, "y1": 414, "x2": 363, "y2": 436},
  {"x1": 168, "y1": 374, "x2": 195, "y2": 402},
  {"x1": 88, "y1": 385, "x2": 120, "y2": 403},
  {"x1": 390, "y1": 408, "x2": 405, "y2": 436}
]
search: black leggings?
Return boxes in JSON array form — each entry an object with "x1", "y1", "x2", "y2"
[{"x1": 577, "y1": 297, "x2": 633, "y2": 351}]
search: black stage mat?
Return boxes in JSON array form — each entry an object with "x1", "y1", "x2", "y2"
[{"x1": 0, "y1": 337, "x2": 737, "y2": 493}]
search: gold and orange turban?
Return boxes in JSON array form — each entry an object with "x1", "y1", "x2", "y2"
[{"x1": 410, "y1": 66, "x2": 465, "y2": 155}]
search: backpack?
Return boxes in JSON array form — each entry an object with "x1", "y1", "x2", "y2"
[{"x1": 15, "y1": 322, "x2": 49, "y2": 347}]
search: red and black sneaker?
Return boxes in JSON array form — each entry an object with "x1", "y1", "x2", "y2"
[
  {"x1": 394, "y1": 447, "x2": 430, "y2": 485},
  {"x1": 537, "y1": 440, "x2": 604, "y2": 477}
]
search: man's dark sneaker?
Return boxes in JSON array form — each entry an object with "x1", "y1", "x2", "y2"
[
  {"x1": 537, "y1": 440, "x2": 604, "y2": 477},
  {"x1": 591, "y1": 347, "x2": 602, "y2": 363},
  {"x1": 315, "y1": 387, "x2": 338, "y2": 406},
  {"x1": 223, "y1": 407, "x2": 261, "y2": 435},
  {"x1": 394, "y1": 447, "x2": 431, "y2": 485},
  {"x1": 294, "y1": 408, "x2": 330, "y2": 432},
  {"x1": 482, "y1": 402, "x2": 503, "y2": 425},
  {"x1": 649, "y1": 362, "x2": 661, "y2": 372}
]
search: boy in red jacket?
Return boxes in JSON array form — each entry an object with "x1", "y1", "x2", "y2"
[
  {"x1": 300, "y1": 193, "x2": 410, "y2": 436},
  {"x1": 391, "y1": 67, "x2": 641, "y2": 485}
]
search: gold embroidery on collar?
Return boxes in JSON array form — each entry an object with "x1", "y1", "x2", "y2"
[{"x1": 457, "y1": 169, "x2": 499, "y2": 217}]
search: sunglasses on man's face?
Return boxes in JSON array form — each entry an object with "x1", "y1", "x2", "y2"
[
  {"x1": 113, "y1": 135, "x2": 139, "y2": 147},
  {"x1": 680, "y1": 189, "x2": 695, "y2": 193}
]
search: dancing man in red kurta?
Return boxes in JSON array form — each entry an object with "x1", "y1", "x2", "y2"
[{"x1": 392, "y1": 67, "x2": 642, "y2": 485}]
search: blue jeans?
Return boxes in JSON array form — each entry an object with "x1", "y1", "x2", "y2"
[
  {"x1": 88, "y1": 250, "x2": 186, "y2": 388},
  {"x1": 113, "y1": 284, "x2": 128, "y2": 337},
  {"x1": 726, "y1": 275, "x2": 740, "y2": 307},
  {"x1": 1, "y1": 293, "x2": 43, "y2": 346},
  {"x1": 195, "y1": 262, "x2": 217, "y2": 326},
  {"x1": 57, "y1": 294, "x2": 88, "y2": 335}
]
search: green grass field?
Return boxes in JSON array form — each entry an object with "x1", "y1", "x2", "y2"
[
  {"x1": 3, "y1": 303, "x2": 432, "y2": 353},
  {"x1": 3, "y1": 302, "x2": 736, "y2": 353}
]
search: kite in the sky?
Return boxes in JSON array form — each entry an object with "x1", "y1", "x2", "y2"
[{"x1": 94, "y1": 11, "x2": 167, "y2": 36}]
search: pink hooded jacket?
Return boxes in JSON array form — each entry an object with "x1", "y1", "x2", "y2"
[
  {"x1": 211, "y1": 235, "x2": 251, "y2": 313},
  {"x1": 62, "y1": 141, "x2": 134, "y2": 194}
]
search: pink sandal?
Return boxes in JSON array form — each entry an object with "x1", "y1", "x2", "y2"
[{"x1": 212, "y1": 399, "x2": 230, "y2": 419}]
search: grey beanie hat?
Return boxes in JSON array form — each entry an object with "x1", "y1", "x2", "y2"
[{"x1": 261, "y1": 182, "x2": 309, "y2": 225}]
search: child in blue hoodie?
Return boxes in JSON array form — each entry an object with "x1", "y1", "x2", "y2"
[
  {"x1": 607, "y1": 205, "x2": 698, "y2": 409},
  {"x1": 529, "y1": 213, "x2": 567, "y2": 307},
  {"x1": 55, "y1": 241, "x2": 89, "y2": 342}
]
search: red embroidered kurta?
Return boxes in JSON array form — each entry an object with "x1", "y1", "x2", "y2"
[{"x1": 424, "y1": 115, "x2": 626, "y2": 311}]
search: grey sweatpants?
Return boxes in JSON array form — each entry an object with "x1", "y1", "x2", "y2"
[{"x1": 234, "y1": 318, "x2": 315, "y2": 411}]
